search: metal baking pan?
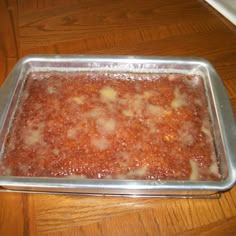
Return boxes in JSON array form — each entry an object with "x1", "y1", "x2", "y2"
[{"x1": 0, "y1": 55, "x2": 235, "y2": 197}]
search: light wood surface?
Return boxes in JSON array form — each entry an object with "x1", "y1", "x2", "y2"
[{"x1": 0, "y1": 0, "x2": 236, "y2": 235}]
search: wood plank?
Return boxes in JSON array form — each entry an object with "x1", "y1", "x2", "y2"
[
  {"x1": 0, "y1": 193, "x2": 24, "y2": 236},
  {"x1": 178, "y1": 216, "x2": 236, "y2": 236},
  {"x1": 32, "y1": 194, "x2": 167, "y2": 234},
  {"x1": 231, "y1": 98, "x2": 236, "y2": 115},
  {"x1": 17, "y1": 0, "x2": 79, "y2": 13},
  {"x1": 18, "y1": 0, "x2": 228, "y2": 51},
  {"x1": 224, "y1": 79, "x2": 236, "y2": 99},
  {"x1": 0, "y1": 48, "x2": 7, "y2": 86},
  {"x1": 1, "y1": 0, "x2": 236, "y2": 235},
  {"x1": 30, "y1": 189, "x2": 236, "y2": 235},
  {"x1": 0, "y1": 0, "x2": 18, "y2": 58},
  {"x1": 36, "y1": 192, "x2": 236, "y2": 236},
  {"x1": 6, "y1": 0, "x2": 20, "y2": 59},
  {"x1": 0, "y1": 56, "x2": 17, "y2": 86},
  {"x1": 0, "y1": 0, "x2": 18, "y2": 85}
]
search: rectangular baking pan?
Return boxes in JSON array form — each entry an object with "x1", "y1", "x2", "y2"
[{"x1": 0, "y1": 55, "x2": 235, "y2": 197}]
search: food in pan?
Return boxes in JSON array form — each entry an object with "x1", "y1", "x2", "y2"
[{"x1": 0, "y1": 71, "x2": 221, "y2": 180}]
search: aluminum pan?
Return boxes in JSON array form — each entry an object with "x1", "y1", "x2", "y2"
[{"x1": 0, "y1": 55, "x2": 235, "y2": 197}]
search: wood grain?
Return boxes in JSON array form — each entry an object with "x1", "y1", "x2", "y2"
[
  {"x1": 0, "y1": 0, "x2": 236, "y2": 235},
  {"x1": 0, "y1": 0, "x2": 18, "y2": 58},
  {"x1": 19, "y1": 0, "x2": 216, "y2": 49},
  {"x1": 0, "y1": 0, "x2": 18, "y2": 84},
  {"x1": 15, "y1": 186, "x2": 236, "y2": 235}
]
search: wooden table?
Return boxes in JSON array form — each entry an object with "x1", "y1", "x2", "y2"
[{"x1": 0, "y1": 0, "x2": 236, "y2": 235}]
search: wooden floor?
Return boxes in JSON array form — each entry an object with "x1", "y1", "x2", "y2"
[{"x1": 0, "y1": 0, "x2": 236, "y2": 235}]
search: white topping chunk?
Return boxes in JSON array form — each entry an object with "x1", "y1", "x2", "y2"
[
  {"x1": 116, "y1": 174, "x2": 126, "y2": 179},
  {"x1": 88, "y1": 108, "x2": 104, "y2": 118},
  {"x1": 122, "y1": 109, "x2": 133, "y2": 117},
  {"x1": 180, "y1": 132, "x2": 194, "y2": 146},
  {"x1": 100, "y1": 87, "x2": 117, "y2": 102},
  {"x1": 91, "y1": 136, "x2": 110, "y2": 150},
  {"x1": 71, "y1": 96, "x2": 85, "y2": 104},
  {"x1": 19, "y1": 164, "x2": 29, "y2": 174},
  {"x1": 97, "y1": 118, "x2": 116, "y2": 134},
  {"x1": 201, "y1": 121, "x2": 212, "y2": 140},
  {"x1": 23, "y1": 122, "x2": 45, "y2": 146},
  {"x1": 67, "y1": 174, "x2": 87, "y2": 179},
  {"x1": 143, "y1": 91, "x2": 154, "y2": 99},
  {"x1": 133, "y1": 94, "x2": 144, "y2": 114},
  {"x1": 168, "y1": 74, "x2": 176, "y2": 81},
  {"x1": 7, "y1": 142, "x2": 15, "y2": 152},
  {"x1": 67, "y1": 128, "x2": 77, "y2": 139},
  {"x1": 104, "y1": 119, "x2": 116, "y2": 133},
  {"x1": 127, "y1": 166, "x2": 148, "y2": 177},
  {"x1": 115, "y1": 167, "x2": 148, "y2": 179},
  {"x1": 2, "y1": 167, "x2": 12, "y2": 175},
  {"x1": 52, "y1": 148, "x2": 60, "y2": 155},
  {"x1": 47, "y1": 86, "x2": 56, "y2": 94},
  {"x1": 171, "y1": 87, "x2": 187, "y2": 109},
  {"x1": 178, "y1": 122, "x2": 195, "y2": 146},
  {"x1": 147, "y1": 104, "x2": 165, "y2": 116},
  {"x1": 189, "y1": 160, "x2": 199, "y2": 181},
  {"x1": 195, "y1": 99, "x2": 202, "y2": 106},
  {"x1": 147, "y1": 120, "x2": 158, "y2": 134},
  {"x1": 209, "y1": 162, "x2": 219, "y2": 175},
  {"x1": 104, "y1": 175, "x2": 112, "y2": 179}
]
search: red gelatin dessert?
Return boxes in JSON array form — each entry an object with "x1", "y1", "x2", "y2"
[{"x1": 0, "y1": 72, "x2": 221, "y2": 180}]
